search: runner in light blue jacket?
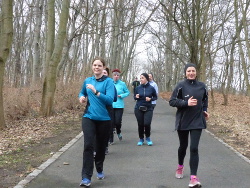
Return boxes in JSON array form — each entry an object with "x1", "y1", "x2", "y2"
[{"x1": 111, "y1": 69, "x2": 130, "y2": 141}]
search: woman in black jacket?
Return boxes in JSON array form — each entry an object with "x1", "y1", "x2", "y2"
[
  {"x1": 169, "y1": 63, "x2": 209, "y2": 188},
  {"x1": 134, "y1": 73, "x2": 157, "y2": 146}
]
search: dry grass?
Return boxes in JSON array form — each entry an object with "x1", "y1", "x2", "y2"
[
  {"x1": 0, "y1": 82, "x2": 84, "y2": 188},
  {"x1": 207, "y1": 92, "x2": 250, "y2": 157},
  {"x1": 1, "y1": 82, "x2": 84, "y2": 155}
]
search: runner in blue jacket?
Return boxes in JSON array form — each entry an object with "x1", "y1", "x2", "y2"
[{"x1": 78, "y1": 57, "x2": 115, "y2": 187}]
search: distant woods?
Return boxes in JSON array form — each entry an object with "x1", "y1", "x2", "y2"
[{"x1": 0, "y1": 0, "x2": 250, "y2": 129}]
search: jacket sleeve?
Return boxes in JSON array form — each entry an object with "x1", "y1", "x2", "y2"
[
  {"x1": 169, "y1": 84, "x2": 188, "y2": 108},
  {"x1": 151, "y1": 87, "x2": 158, "y2": 101},
  {"x1": 98, "y1": 79, "x2": 115, "y2": 106},
  {"x1": 120, "y1": 82, "x2": 130, "y2": 98},
  {"x1": 154, "y1": 82, "x2": 159, "y2": 94},
  {"x1": 202, "y1": 86, "x2": 208, "y2": 111},
  {"x1": 134, "y1": 86, "x2": 139, "y2": 100},
  {"x1": 113, "y1": 86, "x2": 117, "y2": 102},
  {"x1": 134, "y1": 85, "x2": 145, "y2": 101},
  {"x1": 78, "y1": 80, "x2": 87, "y2": 98}
]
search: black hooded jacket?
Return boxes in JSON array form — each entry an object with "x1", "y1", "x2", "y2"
[{"x1": 169, "y1": 78, "x2": 208, "y2": 130}]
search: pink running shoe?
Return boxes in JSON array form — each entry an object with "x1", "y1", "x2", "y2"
[
  {"x1": 189, "y1": 175, "x2": 201, "y2": 187},
  {"x1": 175, "y1": 165, "x2": 184, "y2": 179}
]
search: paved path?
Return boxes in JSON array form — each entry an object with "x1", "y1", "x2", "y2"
[{"x1": 15, "y1": 96, "x2": 250, "y2": 188}]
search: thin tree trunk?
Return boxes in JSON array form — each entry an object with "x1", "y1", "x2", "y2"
[
  {"x1": 0, "y1": 0, "x2": 13, "y2": 129},
  {"x1": 241, "y1": 0, "x2": 250, "y2": 96},
  {"x1": 32, "y1": 0, "x2": 44, "y2": 86},
  {"x1": 43, "y1": 0, "x2": 55, "y2": 79}
]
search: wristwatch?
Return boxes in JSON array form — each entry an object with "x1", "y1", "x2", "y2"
[{"x1": 95, "y1": 90, "x2": 99, "y2": 95}]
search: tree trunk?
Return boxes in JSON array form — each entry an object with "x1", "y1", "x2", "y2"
[
  {"x1": 241, "y1": 0, "x2": 250, "y2": 96},
  {"x1": 32, "y1": 0, "x2": 44, "y2": 86},
  {"x1": 165, "y1": 19, "x2": 173, "y2": 91},
  {"x1": 109, "y1": 0, "x2": 120, "y2": 70},
  {"x1": 40, "y1": 0, "x2": 69, "y2": 116},
  {"x1": 0, "y1": 0, "x2": 13, "y2": 129},
  {"x1": 42, "y1": 0, "x2": 55, "y2": 79}
]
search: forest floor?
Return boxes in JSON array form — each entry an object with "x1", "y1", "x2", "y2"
[
  {"x1": 0, "y1": 112, "x2": 82, "y2": 188},
  {"x1": 0, "y1": 92, "x2": 249, "y2": 188}
]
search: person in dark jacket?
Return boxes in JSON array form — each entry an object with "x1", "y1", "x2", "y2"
[
  {"x1": 102, "y1": 68, "x2": 117, "y2": 154},
  {"x1": 169, "y1": 63, "x2": 209, "y2": 188},
  {"x1": 134, "y1": 73, "x2": 157, "y2": 146},
  {"x1": 132, "y1": 77, "x2": 140, "y2": 94}
]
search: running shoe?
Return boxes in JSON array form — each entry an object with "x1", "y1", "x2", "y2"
[
  {"x1": 97, "y1": 172, "x2": 105, "y2": 180},
  {"x1": 146, "y1": 137, "x2": 153, "y2": 146},
  {"x1": 105, "y1": 147, "x2": 109, "y2": 155},
  {"x1": 175, "y1": 165, "x2": 184, "y2": 179},
  {"x1": 189, "y1": 175, "x2": 201, "y2": 187},
  {"x1": 117, "y1": 133, "x2": 122, "y2": 141},
  {"x1": 109, "y1": 141, "x2": 114, "y2": 145},
  {"x1": 80, "y1": 178, "x2": 91, "y2": 187},
  {"x1": 137, "y1": 139, "x2": 144, "y2": 146},
  {"x1": 109, "y1": 137, "x2": 114, "y2": 145}
]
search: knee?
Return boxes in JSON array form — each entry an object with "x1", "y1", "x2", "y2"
[
  {"x1": 144, "y1": 119, "x2": 152, "y2": 127},
  {"x1": 138, "y1": 124, "x2": 143, "y2": 128},
  {"x1": 179, "y1": 144, "x2": 188, "y2": 151},
  {"x1": 84, "y1": 145, "x2": 94, "y2": 154},
  {"x1": 190, "y1": 146, "x2": 198, "y2": 154},
  {"x1": 84, "y1": 139, "x2": 94, "y2": 150},
  {"x1": 179, "y1": 141, "x2": 188, "y2": 149}
]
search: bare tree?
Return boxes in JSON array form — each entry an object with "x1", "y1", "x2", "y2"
[
  {"x1": 240, "y1": 0, "x2": 250, "y2": 96},
  {"x1": 0, "y1": 0, "x2": 13, "y2": 129},
  {"x1": 1, "y1": 0, "x2": 250, "y2": 123},
  {"x1": 160, "y1": 0, "x2": 213, "y2": 82},
  {"x1": 31, "y1": 0, "x2": 44, "y2": 86},
  {"x1": 42, "y1": 0, "x2": 55, "y2": 80},
  {"x1": 40, "y1": 0, "x2": 70, "y2": 116}
]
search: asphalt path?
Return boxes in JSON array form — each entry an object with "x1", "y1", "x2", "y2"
[{"x1": 15, "y1": 96, "x2": 250, "y2": 188}]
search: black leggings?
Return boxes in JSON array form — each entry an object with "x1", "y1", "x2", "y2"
[
  {"x1": 134, "y1": 109, "x2": 153, "y2": 139},
  {"x1": 81, "y1": 118, "x2": 111, "y2": 179},
  {"x1": 177, "y1": 129, "x2": 202, "y2": 175},
  {"x1": 113, "y1": 108, "x2": 124, "y2": 134}
]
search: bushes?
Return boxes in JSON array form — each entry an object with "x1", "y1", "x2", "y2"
[{"x1": 3, "y1": 81, "x2": 84, "y2": 121}]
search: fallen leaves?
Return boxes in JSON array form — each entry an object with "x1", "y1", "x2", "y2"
[{"x1": 0, "y1": 113, "x2": 79, "y2": 156}]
